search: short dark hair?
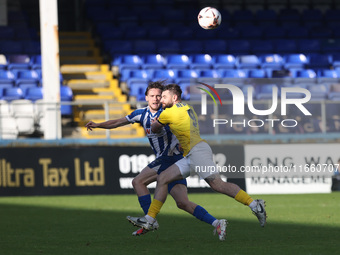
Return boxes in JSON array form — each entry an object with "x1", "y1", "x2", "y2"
[
  {"x1": 163, "y1": 83, "x2": 182, "y2": 99},
  {"x1": 145, "y1": 80, "x2": 166, "y2": 96}
]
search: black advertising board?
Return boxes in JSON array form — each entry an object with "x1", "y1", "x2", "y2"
[{"x1": 0, "y1": 145, "x2": 245, "y2": 196}]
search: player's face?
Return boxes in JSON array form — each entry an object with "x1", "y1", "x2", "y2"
[
  {"x1": 161, "y1": 90, "x2": 174, "y2": 109},
  {"x1": 145, "y1": 88, "x2": 162, "y2": 111}
]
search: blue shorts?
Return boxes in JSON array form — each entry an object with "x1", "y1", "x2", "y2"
[{"x1": 147, "y1": 154, "x2": 187, "y2": 193}]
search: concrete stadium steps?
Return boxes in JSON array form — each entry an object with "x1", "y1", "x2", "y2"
[{"x1": 59, "y1": 31, "x2": 141, "y2": 139}]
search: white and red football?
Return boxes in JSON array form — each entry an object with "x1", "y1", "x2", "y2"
[{"x1": 198, "y1": 7, "x2": 222, "y2": 30}]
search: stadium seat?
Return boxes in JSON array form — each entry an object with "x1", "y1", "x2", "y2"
[
  {"x1": 60, "y1": 85, "x2": 73, "y2": 116},
  {"x1": 25, "y1": 87, "x2": 43, "y2": 101},
  {"x1": 147, "y1": 26, "x2": 171, "y2": 39},
  {"x1": 18, "y1": 82, "x2": 40, "y2": 96},
  {"x1": 239, "y1": 26, "x2": 263, "y2": 39},
  {"x1": 247, "y1": 69, "x2": 267, "y2": 78},
  {"x1": 273, "y1": 39, "x2": 297, "y2": 54},
  {"x1": 171, "y1": 26, "x2": 194, "y2": 39},
  {"x1": 2, "y1": 87, "x2": 24, "y2": 101},
  {"x1": 0, "y1": 40, "x2": 24, "y2": 54},
  {"x1": 123, "y1": 69, "x2": 151, "y2": 86},
  {"x1": 7, "y1": 54, "x2": 31, "y2": 71},
  {"x1": 124, "y1": 27, "x2": 147, "y2": 39},
  {"x1": 251, "y1": 40, "x2": 274, "y2": 55},
  {"x1": 309, "y1": 27, "x2": 333, "y2": 39},
  {"x1": 235, "y1": 55, "x2": 260, "y2": 69},
  {"x1": 174, "y1": 69, "x2": 198, "y2": 84},
  {"x1": 129, "y1": 82, "x2": 149, "y2": 101},
  {"x1": 23, "y1": 40, "x2": 41, "y2": 55},
  {"x1": 212, "y1": 54, "x2": 236, "y2": 70},
  {"x1": 30, "y1": 55, "x2": 42, "y2": 70},
  {"x1": 256, "y1": 9, "x2": 277, "y2": 26},
  {"x1": 0, "y1": 70, "x2": 15, "y2": 85},
  {"x1": 228, "y1": 40, "x2": 250, "y2": 54},
  {"x1": 133, "y1": 40, "x2": 157, "y2": 54},
  {"x1": 263, "y1": 26, "x2": 286, "y2": 39},
  {"x1": 196, "y1": 69, "x2": 221, "y2": 84},
  {"x1": 203, "y1": 39, "x2": 227, "y2": 54},
  {"x1": 0, "y1": 54, "x2": 7, "y2": 69},
  {"x1": 286, "y1": 26, "x2": 309, "y2": 39},
  {"x1": 307, "y1": 53, "x2": 332, "y2": 69},
  {"x1": 179, "y1": 40, "x2": 203, "y2": 54},
  {"x1": 296, "y1": 39, "x2": 321, "y2": 54},
  {"x1": 317, "y1": 69, "x2": 340, "y2": 84},
  {"x1": 118, "y1": 55, "x2": 143, "y2": 71},
  {"x1": 194, "y1": 27, "x2": 217, "y2": 39},
  {"x1": 215, "y1": 27, "x2": 240, "y2": 39},
  {"x1": 11, "y1": 99, "x2": 35, "y2": 134},
  {"x1": 106, "y1": 40, "x2": 133, "y2": 56},
  {"x1": 189, "y1": 54, "x2": 214, "y2": 69},
  {"x1": 156, "y1": 40, "x2": 180, "y2": 54},
  {"x1": 283, "y1": 54, "x2": 308, "y2": 69},
  {"x1": 294, "y1": 69, "x2": 317, "y2": 83},
  {"x1": 166, "y1": 54, "x2": 191, "y2": 69},
  {"x1": 15, "y1": 70, "x2": 40, "y2": 86},
  {"x1": 151, "y1": 69, "x2": 176, "y2": 82},
  {"x1": 141, "y1": 54, "x2": 165, "y2": 70},
  {"x1": 0, "y1": 26, "x2": 15, "y2": 39},
  {"x1": 332, "y1": 52, "x2": 340, "y2": 68},
  {"x1": 259, "y1": 54, "x2": 284, "y2": 69}
]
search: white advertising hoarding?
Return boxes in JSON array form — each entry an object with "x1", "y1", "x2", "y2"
[{"x1": 244, "y1": 144, "x2": 339, "y2": 194}]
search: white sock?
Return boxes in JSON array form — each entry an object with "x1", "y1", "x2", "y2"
[
  {"x1": 212, "y1": 219, "x2": 219, "y2": 228},
  {"x1": 145, "y1": 214, "x2": 156, "y2": 223},
  {"x1": 249, "y1": 200, "x2": 257, "y2": 210}
]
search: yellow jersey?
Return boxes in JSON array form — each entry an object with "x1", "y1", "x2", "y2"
[{"x1": 158, "y1": 102, "x2": 204, "y2": 156}]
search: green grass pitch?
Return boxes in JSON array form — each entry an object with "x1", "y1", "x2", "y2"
[{"x1": 0, "y1": 192, "x2": 339, "y2": 255}]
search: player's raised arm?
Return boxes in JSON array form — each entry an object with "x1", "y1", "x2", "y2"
[{"x1": 85, "y1": 117, "x2": 130, "y2": 131}]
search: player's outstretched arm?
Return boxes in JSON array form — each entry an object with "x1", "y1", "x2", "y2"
[{"x1": 85, "y1": 117, "x2": 130, "y2": 131}]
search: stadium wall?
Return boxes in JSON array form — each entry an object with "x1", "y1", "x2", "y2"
[{"x1": 0, "y1": 143, "x2": 338, "y2": 196}]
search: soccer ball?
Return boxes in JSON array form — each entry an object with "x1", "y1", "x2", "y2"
[{"x1": 197, "y1": 7, "x2": 222, "y2": 30}]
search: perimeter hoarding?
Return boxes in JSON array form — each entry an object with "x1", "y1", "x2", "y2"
[
  {"x1": 0, "y1": 145, "x2": 245, "y2": 196},
  {"x1": 244, "y1": 144, "x2": 339, "y2": 194}
]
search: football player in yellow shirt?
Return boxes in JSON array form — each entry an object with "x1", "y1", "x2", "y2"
[{"x1": 127, "y1": 84, "x2": 267, "y2": 239}]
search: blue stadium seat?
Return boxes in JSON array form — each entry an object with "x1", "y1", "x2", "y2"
[
  {"x1": 174, "y1": 69, "x2": 198, "y2": 84},
  {"x1": 171, "y1": 26, "x2": 194, "y2": 39},
  {"x1": 179, "y1": 40, "x2": 203, "y2": 54},
  {"x1": 286, "y1": 26, "x2": 309, "y2": 39},
  {"x1": 283, "y1": 54, "x2": 308, "y2": 69},
  {"x1": 302, "y1": 9, "x2": 323, "y2": 23},
  {"x1": 60, "y1": 85, "x2": 73, "y2": 116},
  {"x1": 259, "y1": 54, "x2": 284, "y2": 69},
  {"x1": 7, "y1": 54, "x2": 31, "y2": 71},
  {"x1": 118, "y1": 55, "x2": 143, "y2": 71},
  {"x1": 263, "y1": 26, "x2": 286, "y2": 39},
  {"x1": 141, "y1": 54, "x2": 165, "y2": 70},
  {"x1": 228, "y1": 40, "x2": 250, "y2": 54},
  {"x1": 273, "y1": 39, "x2": 297, "y2": 54},
  {"x1": 0, "y1": 70, "x2": 15, "y2": 85},
  {"x1": 123, "y1": 69, "x2": 151, "y2": 85},
  {"x1": 331, "y1": 52, "x2": 340, "y2": 68},
  {"x1": 256, "y1": 9, "x2": 277, "y2": 27},
  {"x1": 0, "y1": 40, "x2": 24, "y2": 54},
  {"x1": 196, "y1": 69, "x2": 221, "y2": 84},
  {"x1": 23, "y1": 40, "x2": 41, "y2": 55},
  {"x1": 296, "y1": 39, "x2": 321, "y2": 54},
  {"x1": 124, "y1": 27, "x2": 147, "y2": 39},
  {"x1": 250, "y1": 40, "x2": 274, "y2": 55},
  {"x1": 189, "y1": 54, "x2": 213, "y2": 69},
  {"x1": 156, "y1": 40, "x2": 180, "y2": 54},
  {"x1": 235, "y1": 55, "x2": 260, "y2": 69},
  {"x1": 166, "y1": 54, "x2": 191, "y2": 69},
  {"x1": 239, "y1": 26, "x2": 263, "y2": 39},
  {"x1": 203, "y1": 39, "x2": 227, "y2": 54},
  {"x1": 18, "y1": 82, "x2": 40, "y2": 96},
  {"x1": 294, "y1": 69, "x2": 317, "y2": 83},
  {"x1": 215, "y1": 27, "x2": 240, "y2": 39},
  {"x1": 106, "y1": 40, "x2": 133, "y2": 56},
  {"x1": 317, "y1": 69, "x2": 340, "y2": 84},
  {"x1": 321, "y1": 39, "x2": 340, "y2": 54},
  {"x1": 129, "y1": 82, "x2": 149, "y2": 101},
  {"x1": 30, "y1": 55, "x2": 42, "y2": 70},
  {"x1": 25, "y1": 86, "x2": 43, "y2": 101},
  {"x1": 279, "y1": 8, "x2": 300, "y2": 23},
  {"x1": 133, "y1": 40, "x2": 157, "y2": 54},
  {"x1": 151, "y1": 69, "x2": 176, "y2": 82},
  {"x1": 307, "y1": 53, "x2": 332, "y2": 69},
  {"x1": 212, "y1": 54, "x2": 236, "y2": 70},
  {"x1": 309, "y1": 27, "x2": 333, "y2": 39},
  {"x1": 2, "y1": 87, "x2": 24, "y2": 101},
  {"x1": 147, "y1": 26, "x2": 171, "y2": 39},
  {"x1": 15, "y1": 70, "x2": 40, "y2": 86},
  {"x1": 0, "y1": 26, "x2": 15, "y2": 39},
  {"x1": 97, "y1": 26, "x2": 124, "y2": 40},
  {"x1": 194, "y1": 28, "x2": 217, "y2": 39},
  {"x1": 247, "y1": 69, "x2": 267, "y2": 78},
  {"x1": 232, "y1": 9, "x2": 254, "y2": 24}
]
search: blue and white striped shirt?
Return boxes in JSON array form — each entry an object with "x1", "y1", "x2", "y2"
[{"x1": 126, "y1": 106, "x2": 181, "y2": 158}]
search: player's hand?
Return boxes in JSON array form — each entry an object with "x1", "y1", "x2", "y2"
[
  {"x1": 178, "y1": 144, "x2": 183, "y2": 152},
  {"x1": 151, "y1": 117, "x2": 158, "y2": 124},
  {"x1": 85, "y1": 121, "x2": 98, "y2": 131}
]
